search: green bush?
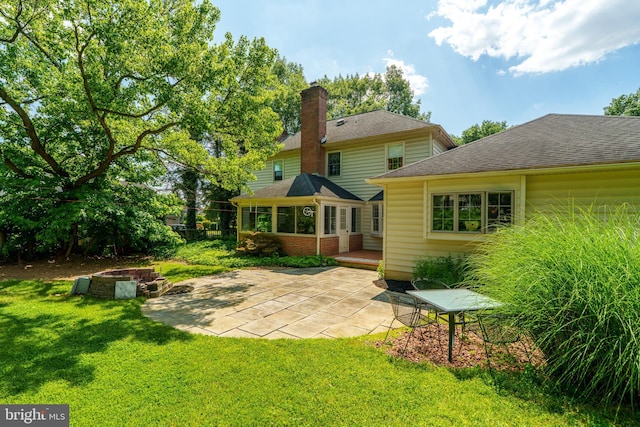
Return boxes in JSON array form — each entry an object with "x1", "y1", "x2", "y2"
[
  {"x1": 236, "y1": 232, "x2": 282, "y2": 256},
  {"x1": 466, "y1": 204, "x2": 640, "y2": 407},
  {"x1": 413, "y1": 255, "x2": 466, "y2": 286}
]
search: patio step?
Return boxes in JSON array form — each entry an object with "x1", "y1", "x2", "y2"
[{"x1": 334, "y1": 256, "x2": 379, "y2": 271}]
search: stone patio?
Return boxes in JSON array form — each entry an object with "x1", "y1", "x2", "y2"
[{"x1": 142, "y1": 266, "x2": 394, "y2": 339}]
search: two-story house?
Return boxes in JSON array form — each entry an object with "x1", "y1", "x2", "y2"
[{"x1": 232, "y1": 84, "x2": 456, "y2": 256}]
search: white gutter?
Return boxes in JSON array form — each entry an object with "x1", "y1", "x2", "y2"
[{"x1": 312, "y1": 198, "x2": 321, "y2": 255}]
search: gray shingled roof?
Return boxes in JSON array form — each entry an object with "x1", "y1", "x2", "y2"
[
  {"x1": 373, "y1": 114, "x2": 640, "y2": 179},
  {"x1": 280, "y1": 110, "x2": 456, "y2": 150},
  {"x1": 234, "y1": 173, "x2": 362, "y2": 201}
]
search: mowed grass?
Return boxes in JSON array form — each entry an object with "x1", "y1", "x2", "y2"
[{"x1": 0, "y1": 279, "x2": 630, "y2": 426}]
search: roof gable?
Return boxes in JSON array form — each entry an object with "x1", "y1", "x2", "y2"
[{"x1": 374, "y1": 114, "x2": 640, "y2": 179}]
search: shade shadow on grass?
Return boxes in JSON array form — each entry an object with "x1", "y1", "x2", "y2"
[{"x1": 0, "y1": 283, "x2": 191, "y2": 396}]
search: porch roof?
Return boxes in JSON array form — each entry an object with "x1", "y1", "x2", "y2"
[{"x1": 234, "y1": 173, "x2": 362, "y2": 201}]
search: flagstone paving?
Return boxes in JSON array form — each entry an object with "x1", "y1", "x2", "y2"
[{"x1": 142, "y1": 266, "x2": 394, "y2": 339}]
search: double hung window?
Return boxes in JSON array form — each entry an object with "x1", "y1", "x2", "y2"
[
  {"x1": 327, "y1": 152, "x2": 341, "y2": 176},
  {"x1": 273, "y1": 160, "x2": 283, "y2": 181},
  {"x1": 371, "y1": 203, "x2": 383, "y2": 235},
  {"x1": 387, "y1": 143, "x2": 404, "y2": 171}
]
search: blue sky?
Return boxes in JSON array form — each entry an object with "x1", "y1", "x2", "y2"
[{"x1": 212, "y1": 0, "x2": 640, "y2": 136}]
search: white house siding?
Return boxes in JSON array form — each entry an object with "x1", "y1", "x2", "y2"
[
  {"x1": 246, "y1": 152, "x2": 301, "y2": 193},
  {"x1": 432, "y1": 138, "x2": 448, "y2": 155},
  {"x1": 331, "y1": 136, "x2": 431, "y2": 251}
]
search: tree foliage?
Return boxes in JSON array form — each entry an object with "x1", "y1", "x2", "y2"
[
  {"x1": 455, "y1": 120, "x2": 508, "y2": 145},
  {"x1": 273, "y1": 64, "x2": 431, "y2": 135},
  {"x1": 270, "y1": 56, "x2": 308, "y2": 136},
  {"x1": 0, "y1": 0, "x2": 284, "y2": 259},
  {"x1": 604, "y1": 87, "x2": 640, "y2": 116},
  {"x1": 319, "y1": 65, "x2": 431, "y2": 122}
]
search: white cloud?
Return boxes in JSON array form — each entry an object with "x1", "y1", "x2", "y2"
[
  {"x1": 428, "y1": 0, "x2": 640, "y2": 75},
  {"x1": 382, "y1": 52, "x2": 429, "y2": 95}
]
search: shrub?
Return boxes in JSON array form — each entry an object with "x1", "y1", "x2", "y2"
[
  {"x1": 413, "y1": 255, "x2": 466, "y2": 285},
  {"x1": 465, "y1": 204, "x2": 640, "y2": 407},
  {"x1": 236, "y1": 232, "x2": 282, "y2": 257}
]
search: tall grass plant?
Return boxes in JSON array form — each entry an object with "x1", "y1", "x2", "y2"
[{"x1": 466, "y1": 204, "x2": 640, "y2": 408}]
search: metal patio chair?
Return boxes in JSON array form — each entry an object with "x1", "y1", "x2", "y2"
[
  {"x1": 476, "y1": 313, "x2": 530, "y2": 371},
  {"x1": 383, "y1": 290, "x2": 432, "y2": 355}
]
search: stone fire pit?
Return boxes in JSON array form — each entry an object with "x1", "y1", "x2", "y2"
[{"x1": 88, "y1": 267, "x2": 172, "y2": 299}]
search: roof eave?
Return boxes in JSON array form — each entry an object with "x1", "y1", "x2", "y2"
[{"x1": 367, "y1": 161, "x2": 640, "y2": 186}]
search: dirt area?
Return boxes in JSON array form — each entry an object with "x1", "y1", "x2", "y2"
[
  {"x1": 0, "y1": 255, "x2": 152, "y2": 281},
  {"x1": 374, "y1": 324, "x2": 544, "y2": 370}
]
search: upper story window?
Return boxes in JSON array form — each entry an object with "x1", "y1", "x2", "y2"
[
  {"x1": 327, "y1": 152, "x2": 341, "y2": 177},
  {"x1": 273, "y1": 160, "x2": 283, "y2": 181},
  {"x1": 431, "y1": 191, "x2": 513, "y2": 233},
  {"x1": 387, "y1": 143, "x2": 404, "y2": 171}
]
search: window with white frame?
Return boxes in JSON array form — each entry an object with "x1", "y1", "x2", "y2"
[
  {"x1": 323, "y1": 205, "x2": 336, "y2": 234},
  {"x1": 327, "y1": 152, "x2": 341, "y2": 176},
  {"x1": 431, "y1": 191, "x2": 513, "y2": 233},
  {"x1": 276, "y1": 206, "x2": 316, "y2": 234},
  {"x1": 386, "y1": 143, "x2": 404, "y2": 171},
  {"x1": 351, "y1": 207, "x2": 361, "y2": 233},
  {"x1": 371, "y1": 203, "x2": 383, "y2": 235},
  {"x1": 273, "y1": 160, "x2": 283, "y2": 181}
]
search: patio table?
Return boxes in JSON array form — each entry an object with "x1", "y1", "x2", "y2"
[{"x1": 406, "y1": 289, "x2": 502, "y2": 362}]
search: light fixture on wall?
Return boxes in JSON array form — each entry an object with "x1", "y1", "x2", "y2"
[{"x1": 319, "y1": 135, "x2": 327, "y2": 144}]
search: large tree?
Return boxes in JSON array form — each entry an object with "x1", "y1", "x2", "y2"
[
  {"x1": 0, "y1": 0, "x2": 283, "y2": 259},
  {"x1": 604, "y1": 87, "x2": 640, "y2": 116}
]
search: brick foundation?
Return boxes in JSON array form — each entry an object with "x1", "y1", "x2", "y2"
[{"x1": 349, "y1": 234, "x2": 363, "y2": 251}]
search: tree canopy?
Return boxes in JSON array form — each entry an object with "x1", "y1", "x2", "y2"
[
  {"x1": 271, "y1": 64, "x2": 431, "y2": 135},
  {"x1": 455, "y1": 120, "x2": 508, "y2": 145},
  {"x1": 604, "y1": 87, "x2": 640, "y2": 116},
  {"x1": 319, "y1": 65, "x2": 430, "y2": 122},
  {"x1": 0, "y1": 0, "x2": 284, "y2": 259}
]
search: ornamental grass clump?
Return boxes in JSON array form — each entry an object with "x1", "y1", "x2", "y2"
[{"x1": 466, "y1": 204, "x2": 640, "y2": 408}]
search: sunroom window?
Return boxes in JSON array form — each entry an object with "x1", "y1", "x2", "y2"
[
  {"x1": 242, "y1": 207, "x2": 272, "y2": 232},
  {"x1": 277, "y1": 206, "x2": 315, "y2": 234}
]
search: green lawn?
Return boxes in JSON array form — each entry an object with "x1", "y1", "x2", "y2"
[{"x1": 0, "y1": 276, "x2": 633, "y2": 426}]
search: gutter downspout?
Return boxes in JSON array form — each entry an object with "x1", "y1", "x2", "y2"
[{"x1": 312, "y1": 198, "x2": 321, "y2": 255}]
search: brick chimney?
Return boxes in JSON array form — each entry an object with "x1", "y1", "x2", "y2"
[{"x1": 300, "y1": 84, "x2": 327, "y2": 175}]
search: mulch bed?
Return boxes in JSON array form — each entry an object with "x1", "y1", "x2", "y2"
[{"x1": 373, "y1": 324, "x2": 545, "y2": 371}]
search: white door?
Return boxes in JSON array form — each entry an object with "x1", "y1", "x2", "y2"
[{"x1": 338, "y1": 206, "x2": 349, "y2": 253}]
